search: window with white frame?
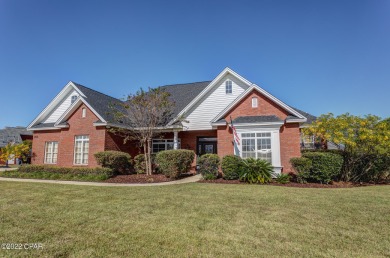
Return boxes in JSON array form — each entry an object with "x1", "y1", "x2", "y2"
[
  {"x1": 152, "y1": 139, "x2": 181, "y2": 153},
  {"x1": 252, "y1": 97, "x2": 258, "y2": 108},
  {"x1": 71, "y1": 95, "x2": 77, "y2": 104},
  {"x1": 82, "y1": 108, "x2": 86, "y2": 118},
  {"x1": 44, "y1": 141, "x2": 58, "y2": 164},
  {"x1": 225, "y1": 81, "x2": 232, "y2": 94},
  {"x1": 74, "y1": 135, "x2": 89, "y2": 165},
  {"x1": 241, "y1": 133, "x2": 272, "y2": 163}
]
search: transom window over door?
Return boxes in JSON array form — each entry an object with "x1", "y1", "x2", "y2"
[
  {"x1": 225, "y1": 81, "x2": 232, "y2": 94},
  {"x1": 241, "y1": 133, "x2": 272, "y2": 163},
  {"x1": 74, "y1": 135, "x2": 89, "y2": 165},
  {"x1": 44, "y1": 141, "x2": 58, "y2": 164}
]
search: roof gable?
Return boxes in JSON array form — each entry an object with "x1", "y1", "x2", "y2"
[
  {"x1": 168, "y1": 67, "x2": 253, "y2": 125},
  {"x1": 212, "y1": 85, "x2": 307, "y2": 123}
]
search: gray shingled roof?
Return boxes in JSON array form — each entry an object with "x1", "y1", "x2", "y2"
[
  {"x1": 0, "y1": 127, "x2": 32, "y2": 147},
  {"x1": 159, "y1": 81, "x2": 211, "y2": 117},
  {"x1": 289, "y1": 107, "x2": 317, "y2": 124},
  {"x1": 30, "y1": 80, "x2": 316, "y2": 129},
  {"x1": 233, "y1": 115, "x2": 283, "y2": 124},
  {"x1": 73, "y1": 82, "x2": 125, "y2": 123}
]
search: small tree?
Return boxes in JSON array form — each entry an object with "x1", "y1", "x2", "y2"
[
  {"x1": 110, "y1": 87, "x2": 174, "y2": 175},
  {"x1": 303, "y1": 113, "x2": 390, "y2": 181},
  {"x1": 0, "y1": 140, "x2": 31, "y2": 166}
]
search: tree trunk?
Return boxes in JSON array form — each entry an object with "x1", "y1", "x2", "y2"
[
  {"x1": 143, "y1": 142, "x2": 149, "y2": 175},
  {"x1": 147, "y1": 138, "x2": 152, "y2": 175}
]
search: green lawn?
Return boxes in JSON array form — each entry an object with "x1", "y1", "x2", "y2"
[{"x1": 0, "y1": 182, "x2": 389, "y2": 257}]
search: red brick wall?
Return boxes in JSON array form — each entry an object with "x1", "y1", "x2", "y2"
[
  {"x1": 280, "y1": 123, "x2": 301, "y2": 171},
  {"x1": 104, "y1": 131, "x2": 140, "y2": 158},
  {"x1": 31, "y1": 104, "x2": 106, "y2": 167},
  {"x1": 217, "y1": 89, "x2": 301, "y2": 173}
]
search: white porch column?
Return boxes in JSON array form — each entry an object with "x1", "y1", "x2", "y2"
[{"x1": 173, "y1": 131, "x2": 179, "y2": 150}]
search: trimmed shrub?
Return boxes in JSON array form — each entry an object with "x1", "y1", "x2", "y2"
[
  {"x1": 239, "y1": 158, "x2": 273, "y2": 184},
  {"x1": 274, "y1": 173, "x2": 290, "y2": 184},
  {"x1": 134, "y1": 154, "x2": 159, "y2": 174},
  {"x1": 155, "y1": 150, "x2": 195, "y2": 178},
  {"x1": 17, "y1": 165, "x2": 113, "y2": 178},
  {"x1": 94, "y1": 151, "x2": 132, "y2": 174},
  {"x1": 134, "y1": 154, "x2": 147, "y2": 174},
  {"x1": 290, "y1": 157, "x2": 312, "y2": 183},
  {"x1": 198, "y1": 154, "x2": 220, "y2": 180},
  {"x1": 221, "y1": 155, "x2": 242, "y2": 180},
  {"x1": 301, "y1": 152, "x2": 344, "y2": 184}
]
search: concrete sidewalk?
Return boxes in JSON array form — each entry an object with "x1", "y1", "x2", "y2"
[
  {"x1": 0, "y1": 167, "x2": 18, "y2": 172},
  {"x1": 0, "y1": 174, "x2": 202, "y2": 187}
]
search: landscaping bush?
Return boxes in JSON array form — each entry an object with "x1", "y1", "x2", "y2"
[
  {"x1": 350, "y1": 153, "x2": 390, "y2": 183},
  {"x1": 221, "y1": 155, "x2": 242, "y2": 180},
  {"x1": 301, "y1": 152, "x2": 344, "y2": 184},
  {"x1": 239, "y1": 158, "x2": 273, "y2": 184},
  {"x1": 134, "y1": 154, "x2": 147, "y2": 174},
  {"x1": 13, "y1": 165, "x2": 114, "y2": 181},
  {"x1": 94, "y1": 151, "x2": 132, "y2": 174},
  {"x1": 274, "y1": 173, "x2": 290, "y2": 184},
  {"x1": 290, "y1": 157, "x2": 312, "y2": 183},
  {"x1": 133, "y1": 154, "x2": 159, "y2": 174},
  {"x1": 155, "y1": 150, "x2": 195, "y2": 178},
  {"x1": 198, "y1": 154, "x2": 220, "y2": 180}
]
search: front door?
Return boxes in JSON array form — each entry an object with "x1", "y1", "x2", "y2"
[{"x1": 197, "y1": 137, "x2": 218, "y2": 156}]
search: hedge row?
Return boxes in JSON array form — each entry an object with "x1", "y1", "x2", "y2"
[
  {"x1": 18, "y1": 165, "x2": 114, "y2": 177},
  {"x1": 290, "y1": 152, "x2": 343, "y2": 184}
]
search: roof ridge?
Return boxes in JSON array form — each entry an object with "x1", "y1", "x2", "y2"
[
  {"x1": 71, "y1": 81, "x2": 122, "y2": 102},
  {"x1": 158, "y1": 80, "x2": 211, "y2": 88}
]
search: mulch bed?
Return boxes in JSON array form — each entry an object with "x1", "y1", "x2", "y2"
[
  {"x1": 198, "y1": 178, "x2": 388, "y2": 188},
  {"x1": 104, "y1": 173, "x2": 194, "y2": 184}
]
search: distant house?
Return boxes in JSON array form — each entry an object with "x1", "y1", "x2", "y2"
[
  {"x1": 27, "y1": 67, "x2": 316, "y2": 174},
  {"x1": 0, "y1": 126, "x2": 33, "y2": 165}
]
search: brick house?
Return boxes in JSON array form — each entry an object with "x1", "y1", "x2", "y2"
[{"x1": 27, "y1": 68, "x2": 315, "y2": 174}]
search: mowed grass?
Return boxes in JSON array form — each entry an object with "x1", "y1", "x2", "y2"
[{"x1": 0, "y1": 182, "x2": 389, "y2": 257}]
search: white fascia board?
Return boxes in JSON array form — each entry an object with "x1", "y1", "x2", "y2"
[
  {"x1": 93, "y1": 122, "x2": 108, "y2": 127},
  {"x1": 54, "y1": 97, "x2": 107, "y2": 126},
  {"x1": 232, "y1": 122, "x2": 285, "y2": 127},
  {"x1": 212, "y1": 85, "x2": 307, "y2": 122},
  {"x1": 210, "y1": 121, "x2": 227, "y2": 126},
  {"x1": 27, "y1": 81, "x2": 75, "y2": 129},
  {"x1": 286, "y1": 118, "x2": 307, "y2": 123},
  {"x1": 167, "y1": 67, "x2": 253, "y2": 126},
  {"x1": 27, "y1": 127, "x2": 60, "y2": 131},
  {"x1": 105, "y1": 123, "x2": 182, "y2": 131}
]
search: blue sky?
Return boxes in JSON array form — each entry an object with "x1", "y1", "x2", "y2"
[{"x1": 0, "y1": 0, "x2": 389, "y2": 128}]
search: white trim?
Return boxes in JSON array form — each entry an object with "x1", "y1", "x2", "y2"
[
  {"x1": 286, "y1": 118, "x2": 307, "y2": 123},
  {"x1": 211, "y1": 121, "x2": 227, "y2": 126},
  {"x1": 212, "y1": 85, "x2": 307, "y2": 123},
  {"x1": 27, "y1": 127, "x2": 61, "y2": 131},
  {"x1": 168, "y1": 67, "x2": 252, "y2": 126},
  {"x1": 44, "y1": 141, "x2": 58, "y2": 164},
  {"x1": 252, "y1": 97, "x2": 258, "y2": 108},
  {"x1": 27, "y1": 81, "x2": 88, "y2": 130},
  {"x1": 27, "y1": 81, "x2": 73, "y2": 129},
  {"x1": 234, "y1": 127, "x2": 282, "y2": 175},
  {"x1": 231, "y1": 122, "x2": 284, "y2": 127},
  {"x1": 54, "y1": 97, "x2": 107, "y2": 126},
  {"x1": 73, "y1": 135, "x2": 89, "y2": 165}
]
